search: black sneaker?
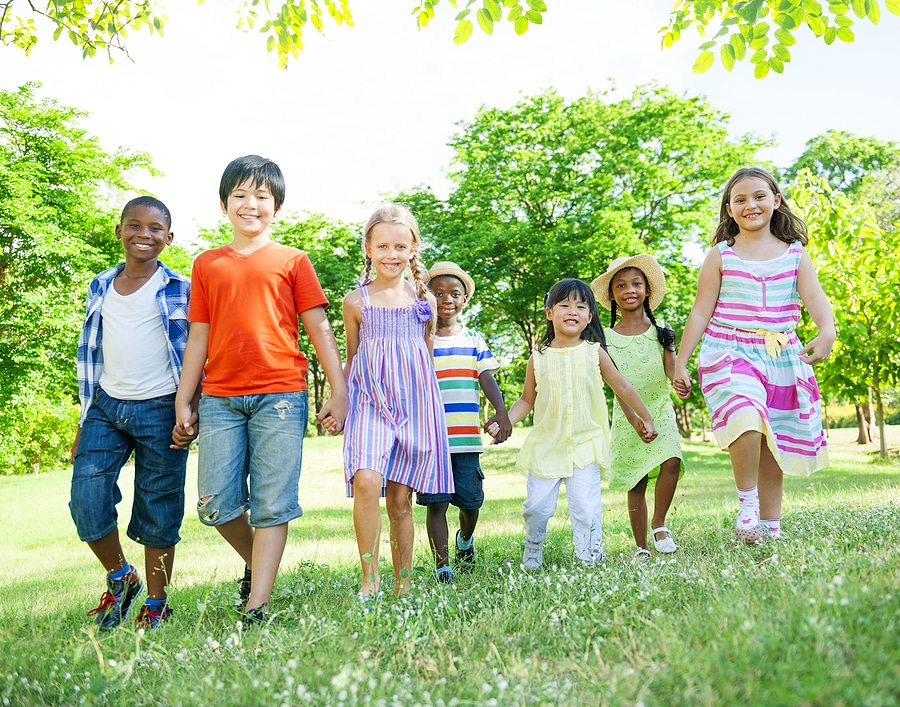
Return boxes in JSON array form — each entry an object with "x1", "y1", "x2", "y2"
[
  {"x1": 87, "y1": 566, "x2": 143, "y2": 630},
  {"x1": 238, "y1": 566, "x2": 252, "y2": 603},
  {"x1": 243, "y1": 603, "x2": 268, "y2": 626},
  {"x1": 455, "y1": 531, "x2": 475, "y2": 573}
]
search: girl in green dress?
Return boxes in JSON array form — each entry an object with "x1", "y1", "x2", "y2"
[{"x1": 592, "y1": 255, "x2": 685, "y2": 561}]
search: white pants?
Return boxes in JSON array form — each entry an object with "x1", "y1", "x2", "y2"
[{"x1": 522, "y1": 463, "x2": 604, "y2": 565}]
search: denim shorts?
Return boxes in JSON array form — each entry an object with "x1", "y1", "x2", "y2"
[
  {"x1": 70, "y1": 388, "x2": 188, "y2": 548},
  {"x1": 416, "y1": 452, "x2": 484, "y2": 510},
  {"x1": 196, "y1": 391, "x2": 308, "y2": 529}
]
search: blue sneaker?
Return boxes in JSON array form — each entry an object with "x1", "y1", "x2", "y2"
[
  {"x1": 135, "y1": 602, "x2": 172, "y2": 629},
  {"x1": 87, "y1": 567, "x2": 143, "y2": 630}
]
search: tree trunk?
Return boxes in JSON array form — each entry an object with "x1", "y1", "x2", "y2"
[
  {"x1": 874, "y1": 380, "x2": 888, "y2": 459},
  {"x1": 865, "y1": 388, "x2": 878, "y2": 442},
  {"x1": 855, "y1": 403, "x2": 871, "y2": 444}
]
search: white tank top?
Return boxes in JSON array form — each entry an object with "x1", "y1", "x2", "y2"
[{"x1": 99, "y1": 267, "x2": 177, "y2": 400}]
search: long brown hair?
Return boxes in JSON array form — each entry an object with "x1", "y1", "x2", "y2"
[{"x1": 712, "y1": 167, "x2": 808, "y2": 247}]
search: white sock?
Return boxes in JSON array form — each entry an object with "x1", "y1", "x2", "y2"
[
  {"x1": 736, "y1": 486, "x2": 760, "y2": 529},
  {"x1": 761, "y1": 518, "x2": 781, "y2": 540}
]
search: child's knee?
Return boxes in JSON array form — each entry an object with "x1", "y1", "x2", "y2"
[{"x1": 197, "y1": 494, "x2": 221, "y2": 525}]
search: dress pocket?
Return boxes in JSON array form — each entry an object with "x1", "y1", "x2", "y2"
[{"x1": 698, "y1": 353, "x2": 733, "y2": 396}]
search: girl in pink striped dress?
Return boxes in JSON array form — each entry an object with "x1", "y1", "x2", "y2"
[
  {"x1": 342, "y1": 204, "x2": 453, "y2": 598},
  {"x1": 674, "y1": 168, "x2": 835, "y2": 544}
]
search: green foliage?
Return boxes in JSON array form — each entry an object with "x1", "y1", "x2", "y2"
[
  {"x1": 400, "y1": 86, "x2": 764, "y2": 369},
  {"x1": 0, "y1": 389, "x2": 79, "y2": 474},
  {"x1": 665, "y1": 0, "x2": 900, "y2": 78},
  {"x1": 791, "y1": 171, "x2": 900, "y2": 417},
  {"x1": 4, "y1": 1, "x2": 892, "y2": 72},
  {"x1": 782, "y1": 129, "x2": 900, "y2": 195},
  {"x1": 0, "y1": 82, "x2": 156, "y2": 474}
]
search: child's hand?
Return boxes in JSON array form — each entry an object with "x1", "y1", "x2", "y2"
[
  {"x1": 634, "y1": 418, "x2": 657, "y2": 444},
  {"x1": 673, "y1": 366, "x2": 692, "y2": 400},
  {"x1": 171, "y1": 409, "x2": 199, "y2": 450},
  {"x1": 316, "y1": 395, "x2": 348, "y2": 435},
  {"x1": 316, "y1": 410, "x2": 343, "y2": 435},
  {"x1": 798, "y1": 332, "x2": 834, "y2": 365},
  {"x1": 484, "y1": 412, "x2": 512, "y2": 445}
]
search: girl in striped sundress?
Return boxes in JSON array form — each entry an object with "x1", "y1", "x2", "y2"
[
  {"x1": 342, "y1": 204, "x2": 453, "y2": 599},
  {"x1": 674, "y1": 168, "x2": 835, "y2": 545}
]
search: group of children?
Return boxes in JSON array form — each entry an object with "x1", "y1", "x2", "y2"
[{"x1": 69, "y1": 159, "x2": 835, "y2": 630}]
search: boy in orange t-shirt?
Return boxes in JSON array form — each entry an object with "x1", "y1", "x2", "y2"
[{"x1": 173, "y1": 155, "x2": 347, "y2": 623}]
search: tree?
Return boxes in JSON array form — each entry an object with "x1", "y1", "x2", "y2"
[
  {"x1": 2, "y1": 1, "x2": 896, "y2": 72},
  {"x1": 782, "y1": 130, "x2": 900, "y2": 196},
  {"x1": 791, "y1": 172, "x2": 900, "y2": 459},
  {"x1": 0, "y1": 82, "x2": 161, "y2": 472},
  {"x1": 401, "y1": 86, "x2": 763, "y2": 370},
  {"x1": 666, "y1": 0, "x2": 900, "y2": 78}
]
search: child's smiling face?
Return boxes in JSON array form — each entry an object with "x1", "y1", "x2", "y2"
[
  {"x1": 609, "y1": 267, "x2": 648, "y2": 312},
  {"x1": 546, "y1": 294, "x2": 592, "y2": 338},
  {"x1": 221, "y1": 178, "x2": 279, "y2": 240},
  {"x1": 428, "y1": 275, "x2": 468, "y2": 326},
  {"x1": 365, "y1": 222, "x2": 416, "y2": 281},
  {"x1": 725, "y1": 176, "x2": 782, "y2": 234},
  {"x1": 116, "y1": 204, "x2": 173, "y2": 262}
]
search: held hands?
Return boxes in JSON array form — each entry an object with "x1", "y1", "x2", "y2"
[
  {"x1": 673, "y1": 365, "x2": 692, "y2": 400},
  {"x1": 798, "y1": 332, "x2": 835, "y2": 365},
  {"x1": 315, "y1": 394, "x2": 349, "y2": 436},
  {"x1": 484, "y1": 411, "x2": 512, "y2": 445},
  {"x1": 171, "y1": 407, "x2": 199, "y2": 450},
  {"x1": 632, "y1": 417, "x2": 658, "y2": 444}
]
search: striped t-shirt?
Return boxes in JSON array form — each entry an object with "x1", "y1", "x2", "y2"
[{"x1": 432, "y1": 327, "x2": 500, "y2": 454}]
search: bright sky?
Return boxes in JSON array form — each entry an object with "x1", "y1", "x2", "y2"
[{"x1": 2, "y1": 1, "x2": 899, "y2": 245}]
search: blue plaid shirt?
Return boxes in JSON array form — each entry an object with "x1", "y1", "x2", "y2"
[{"x1": 76, "y1": 261, "x2": 190, "y2": 424}]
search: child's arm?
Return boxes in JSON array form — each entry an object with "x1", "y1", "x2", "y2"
[
  {"x1": 171, "y1": 385, "x2": 201, "y2": 450},
  {"x1": 673, "y1": 247, "x2": 722, "y2": 399},
  {"x1": 480, "y1": 370, "x2": 512, "y2": 444},
  {"x1": 302, "y1": 305, "x2": 349, "y2": 433},
  {"x1": 342, "y1": 292, "x2": 362, "y2": 379},
  {"x1": 491, "y1": 356, "x2": 536, "y2": 442},
  {"x1": 173, "y1": 322, "x2": 209, "y2": 443},
  {"x1": 423, "y1": 291, "x2": 437, "y2": 357},
  {"x1": 598, "y1": 347, "x2": 657, "y2": 443},
  {"x1": 796, "y1": 249, "x2": 836, "y2": 365}
]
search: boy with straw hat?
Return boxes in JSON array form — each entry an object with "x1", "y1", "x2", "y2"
[{"x1": 416, "y1": 262, "x2": 511, "y2": 583}]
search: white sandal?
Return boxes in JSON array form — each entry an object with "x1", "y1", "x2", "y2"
[
  {"x1": 632, "y1": 547, "x2": 651, "y2": 563},
  {"x1": 651, "y1": 526, "x2": 678, "y2": 554}
]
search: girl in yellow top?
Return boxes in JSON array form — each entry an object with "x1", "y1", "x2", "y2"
[{"x1": 489, "y1": 279, "x2": 657, "y2": 569}]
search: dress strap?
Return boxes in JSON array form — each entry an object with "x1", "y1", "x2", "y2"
[{"x1": 357, "y1": 282, "x2": 371, "y2": 307}]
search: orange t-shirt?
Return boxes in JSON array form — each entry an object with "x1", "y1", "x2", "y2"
[{"x1": 188, "y1": 241, "x2": 329, "y2": 396}]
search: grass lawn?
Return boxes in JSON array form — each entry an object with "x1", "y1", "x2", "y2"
[{"x1": 1, "y1": 426, "x2": 898, "y2": 706}]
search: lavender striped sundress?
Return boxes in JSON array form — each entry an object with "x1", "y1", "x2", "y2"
[
  {"x1": 698, "y1": 241, "x2": 828, "y2": 477},
  {"x1": 343, "y1": 285, "x2": 453, "y2": 495}
]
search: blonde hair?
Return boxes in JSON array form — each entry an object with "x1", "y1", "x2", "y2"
[{"x1": 362, "y1": 203, "x2": 433, "y2": 334}]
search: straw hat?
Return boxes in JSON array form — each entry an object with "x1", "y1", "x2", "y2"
[
  {"x1": 591, "y1": 254, "x2": 666, "y2": 311},
  {"x1": 426, "y1": 261, "x2": 475, "y2": 298}
]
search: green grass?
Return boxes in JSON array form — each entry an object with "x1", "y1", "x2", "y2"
[{"x1": 1, "y1": 428, "x2": 899, "y2": 706}]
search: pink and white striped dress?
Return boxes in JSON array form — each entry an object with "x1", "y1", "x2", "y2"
[
  {"x1": 343, "y1": 285, "x2": 454, "y2": 495},
  {"x1": 698, "y1": 241, "x2": 828, "y2": 476}
]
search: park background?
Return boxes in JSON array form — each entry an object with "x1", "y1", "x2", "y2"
[{"x1": 1, "y1": 2, "x2": 899, "y2": 705}]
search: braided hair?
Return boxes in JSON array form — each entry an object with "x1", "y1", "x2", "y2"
[
  {"x1": 608, "y1": 274, "x2": 675, "y2": 352},
  {"x1": 362, "y1": 203, "x2": 434, "y2": 335}
]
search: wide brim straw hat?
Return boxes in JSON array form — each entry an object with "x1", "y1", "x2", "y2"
[
  {"x1": 591, "y1": 254, "x2": 666, "y2": 311},
  {"x1": 426, "y1": 261, "x2": 475, "y2": 298}
]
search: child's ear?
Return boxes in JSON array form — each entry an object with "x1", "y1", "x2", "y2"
[
  {"x1": 773, "y1": 192, "x2": 783, "y2": 209},
  {"x1": 546, "y1": 308, "x2": 553, "y2": 321},
  {"x1": 220, "y1": 199, "x2": 227, "y2": 214},
  {"x1": 165, "y1": 230, "x2": 174, "y2": 246}
]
